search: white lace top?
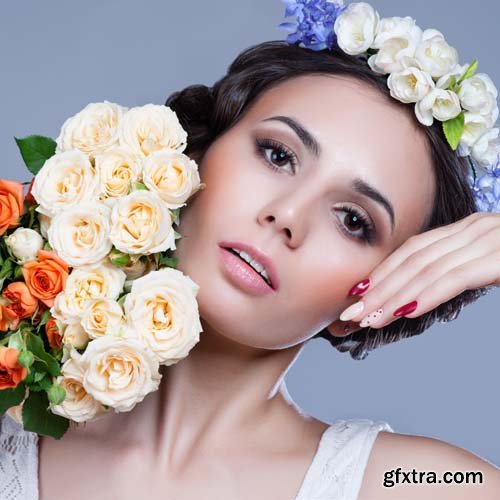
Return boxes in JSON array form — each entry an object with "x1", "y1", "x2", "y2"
[{"x1": 0, "y1": 414, "x2": 393, "y2": 500}]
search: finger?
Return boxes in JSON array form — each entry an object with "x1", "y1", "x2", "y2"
[
  {"x1": 347, "y1": 215, "x2": 500, "y2": 322},
  {"x1": 360, "y1": 244, "x2": 500, "y2": 330},
  {"x1": 362, "y1": 213, "x2": 476, "y2": 288}
]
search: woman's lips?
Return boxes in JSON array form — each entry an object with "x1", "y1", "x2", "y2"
[{"x1": 217, "y1": 246, "x2": 277, "y2": 296}]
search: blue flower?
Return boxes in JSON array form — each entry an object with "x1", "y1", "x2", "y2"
[
  {"x1": 469, "y1": 156, "x2": 500, "y2": 213},
  {"x1": 278, "y1": 0, "x2": 347, "y2": 51}
]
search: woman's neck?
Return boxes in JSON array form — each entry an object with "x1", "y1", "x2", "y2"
[{"x1": 61, "y1": 319, "x2": 309, "y2": 470}]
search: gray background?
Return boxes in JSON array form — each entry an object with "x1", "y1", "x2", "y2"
[{"x1": 1, "y1": 0, "x2": 499, "y2": 465}]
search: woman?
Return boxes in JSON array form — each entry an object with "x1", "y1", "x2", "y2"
[{"x1": 2, "y1": 19, "x2": 500, "y2": 500}]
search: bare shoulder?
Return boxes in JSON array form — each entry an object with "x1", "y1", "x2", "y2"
[{"x1": 357, "y1": 430, "x2": 500, "y2": 500}]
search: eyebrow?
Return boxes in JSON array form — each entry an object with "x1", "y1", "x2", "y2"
[{"x1": 260, "y1": 115, "x2": 396, "y2": 233}]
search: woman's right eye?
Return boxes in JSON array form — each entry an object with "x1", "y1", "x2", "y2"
[{"x1": 254, "y1": 138, "x2": 298, "y2": 174}]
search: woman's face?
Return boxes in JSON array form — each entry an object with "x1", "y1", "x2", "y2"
[{"x1": 173, "y1": 74, "x2": 436, "y2": 349}]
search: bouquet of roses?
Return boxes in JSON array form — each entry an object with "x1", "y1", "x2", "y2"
[{"x1": 0, "y1": 101, "x2": 204, "y2": 439}]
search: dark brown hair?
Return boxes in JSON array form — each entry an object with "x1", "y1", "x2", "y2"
[{"x1": 165, "y1": 40, "x2": 491, "y2": 360}]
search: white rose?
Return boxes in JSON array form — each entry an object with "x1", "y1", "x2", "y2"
[
  {"x1": 367, "y1": 17, "x2": 422, "y2": 74},
  {"x1": 415, "y1": 88, "x2": 461, "y2": 126},
  {"x1": 95, "y1": 146, "x2": 142, "y2": 199},
  {"x1": 31, "y1": 150, "x2": 99, "y2": 218},
  {"x1": 457, "y1": 113, "x2": 492, "y2": 155},
  {"x1": 118, "y1": 104, "x2": 187, "y2": 157},
  {"x1": 62, "y1": 322, "x2": 90, "y2": 349},
  {"x1": 51, "y1": 351, "x2": 106, "y2": 422},
  {"x1": 123, "y1": 268, "x2": 202, "y2": 365},
  {"x1": 387, "y1": 67, "x2": 434, "y2": 104},
  {"x1": 333, "y1": 2, "x2": 379, "y2": 55},
  {"x1": 79, "y1": 336, "x2": 161, "y2": 412},
  {"x1": 458, "y1": 73, "x2": 498, "y2": 126},
  {"x1": 6, "y1": 228, "x2": 43, "y2": 264},
  {"x1": 142, "y1": 150, "x2": 202, "y2": 208},
  {"x1": 51, "y1": 262, "x2": 126, "y2": 321},
  {"x1": 109, "y1": 190, "x2": 176, "y2": 255},
  {"x1": 414, "y1": 29, "x2": 458, "y2": 79},
  {"x1": 39, "y1": 214, "x2": 51, "y2": 239},
  {"x1": 81, "y1": 298, "x2": 124, "y2": 339},
  {"x1": 48, "y1": 202, "x2": 112, "y2": 267},
  {"x1": 56, "y1": 101, "x2": 127, "y2": 160},
  {"x1": 471, "y1": 127, "x2": 500, "y2": 168}
]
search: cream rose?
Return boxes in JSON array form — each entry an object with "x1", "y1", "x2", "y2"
[
  {"x1": 109, "y1": 190, "x2": 176, "y2": 255},
  {"x1": 6, "y1": 228, "x2": 43, "y2": 264},
  {"x1": 367, "y1": 17, "x2": 422, "y2": 74},
  {"x1": 81, "y1": 298, "x2": 124, "y2": 339},
  {"x1": 123, "y1": 268, "x2": 202, "y2": 365},
  {"x1": 333, "y1": 2, "x2": 379, "y2": 56},
  {"x1": 51, "y1": 351, "x2": 105, "y2": 422},
  {"x1": 118, "y1": 104, "x2": 187, "y2": 157},
  {"x1": 142, "y1": 150, "x2": 202, "y2": 208},
  {"x1": 415, "y1": 88, "x2": 461, "y2": 126},
  {"x1": 51, "y1": 262, "x2": 126, "y2": 321},
  {"x1": 56, "y1": 101, "x2": 127, "y2": 159},
  {"x1": 61, "y1": 322, "x2": 90, "y2": 349},
  {"x1": 414, "y1": 29, "x2": 458, "y2": 79},
  {"x1": 471, "y1": 127, "x2": 500, "y2": 168},
  {"x1": 95, "y1": 146, "x2": 142, "y2": 199},
  {"x1": 31, "y1": 150, "x2": 99, "y2": 218},
  {"x1": 79, "y1": 336, "x2": 161, "y2": 412},
  {"x1": 39, "y1": 214, "x2": 51, "y2": 239},
  {"x1": 387, "y1": 67, "x2": 434, "y2": 104},
  {"x1": 48, "y1": 202, "x2": 112, "y2": 267}
]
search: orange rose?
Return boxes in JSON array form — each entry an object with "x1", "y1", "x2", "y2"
[
  {"x1": 22, "y1": 250, "x2": 69, "y2": 307},
  {"x1": 45, "y1": 317, "x2": 62, "y2": 350},
  {"x1": 3, "y1": 282, "x2": 38, "y2": 319},
  {"x1": 0, "y1": 303, "x2": 19, "y2": 331},
  {"x1": 0, "y1": 346, "x2": 27, "y2": 389},
  {"x1": 0, "y1": 179, "x2": 24, "y2": 236}
]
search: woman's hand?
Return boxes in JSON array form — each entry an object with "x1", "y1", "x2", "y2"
[{"x1": 338, "y1": 212, "x2": 500, "y2": 329}]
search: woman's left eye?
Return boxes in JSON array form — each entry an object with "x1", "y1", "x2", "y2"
[
  {"x1": 334, "y1": 205, "x2": 376, "y2": 244},
  {"x1": 255, "y1": 138, "x2": 298, "y2": 174}
]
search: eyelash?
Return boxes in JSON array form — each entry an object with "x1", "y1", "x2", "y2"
[{"x1": 254, "y1": 137, "x2": 377, "y2": 244}]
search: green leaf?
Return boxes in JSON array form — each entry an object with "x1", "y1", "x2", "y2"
[
  {"x1": 25, "y1": 331, "x2": 61, "y2": 377},
  {"x1": 442, "y1": 112, "x2": 465, "y2": 151},
  {"x1": 37, "y1": 309, "x2": 51, "y2": 329},
  {"x1": 13, "y1": 265, "x2": 24, "y2": 280},
  {"x1": 446, "y1": 75, "x2": 457, "y2": 91},
  {"x1": 33, "y1": 371, "x2": 45, "y2": 383},
  {"x1": 14, "y1": 135, "x2": 57, "y2": 176},
  {"x1": 0, "y1": 258, "x2": 15, "y2": 279},
  {"x1": 43, "y1": 241, "x2": 52, "y2": 251},
  {"x1": 158, "y1": 254, "x2": 178, "y2": 269},
  {"x1": 458, "y1": 59, "x2": 478, "y2": 84},
  {"x1": 22, "y1": 390, "x2": 69, "y2": 439},
  {"x1": 0, "y1": 382, "x2": 26, "y2": 415}
]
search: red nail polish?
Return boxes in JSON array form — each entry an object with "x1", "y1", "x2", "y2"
[
  {"x1": 348, "y1": 278, "x2": 370, "y2": 296},
  {"x1": 393, "y1": 300, "x2": 418, "y2": 317}
]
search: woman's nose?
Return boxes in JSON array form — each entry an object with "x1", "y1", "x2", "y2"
[{"x1": 257, "y1": 193, "x2": 312, "y2": 249}]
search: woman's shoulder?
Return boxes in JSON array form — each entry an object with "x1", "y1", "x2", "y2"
[{"x1": 359, "y1": 429, "x2": 500, "y2": 500}]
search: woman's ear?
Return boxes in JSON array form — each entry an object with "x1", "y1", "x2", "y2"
[{"x1": 326, "y1": 319, "x2": 363, "y2": 338}]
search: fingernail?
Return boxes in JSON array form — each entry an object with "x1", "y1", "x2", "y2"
[
  {"x1": 359, "y1": 308, "x2": 383, "y2": 328},
  {"x1": 348, "y1": 278, "x2": 371, "y2": 297},
  {"x1": 339, "y1": 301, "x2": 364, "y2": 321},
  {"x1": 393, "y1": 300, "x2": 418, "y2": 317}
]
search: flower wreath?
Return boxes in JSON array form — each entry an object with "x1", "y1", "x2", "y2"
[{"x1": 279, "y1": 0, "x2": 500, "y2": 213}]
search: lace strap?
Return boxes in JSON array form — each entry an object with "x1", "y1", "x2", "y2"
[
  {"x1": 296, "y1": 418, "x2": 394, "y2": 500},
  {"x1": 0, "y1": 414, "x2": 39, "y2": 500}
]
